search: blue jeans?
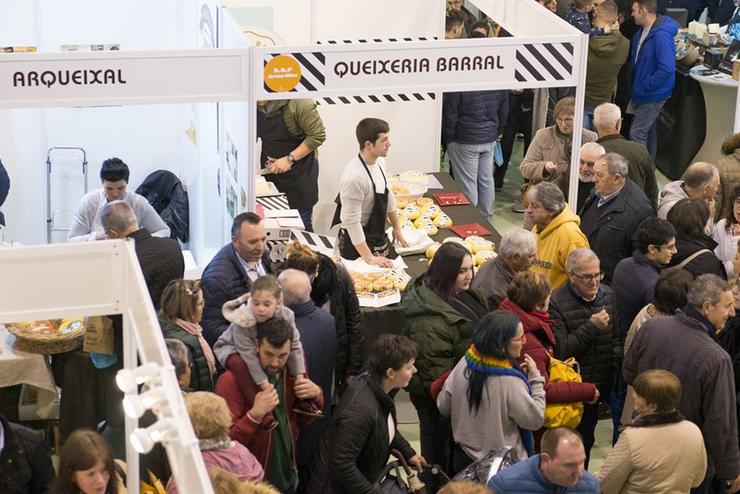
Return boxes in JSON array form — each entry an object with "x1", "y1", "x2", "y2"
[
  {"x1": 583, "y1": 108, "x2": 595, "y2": 132},
  {"x1": 447, "y1": 141, "x2": 495, "y2": 222},
  {"x1": 298, "y1": 207, "x2": 313, "y2": 232},
  {"x1": 629, "y1": 99, "x2": 666, "y2": 163}
]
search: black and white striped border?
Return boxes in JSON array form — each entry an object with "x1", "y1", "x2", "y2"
[
  {"x1": 256, "y1": 194, "x2": 290, "y2": 210},
  {"x1": 267, "y1": 230, "x2": 336, "y2": 258},
  {"x1": 316, "y1": 37, "x2": 438, "y2": 105},
  {"x1": 515, "y1": 42, "x2": 574, "y2": 83}
]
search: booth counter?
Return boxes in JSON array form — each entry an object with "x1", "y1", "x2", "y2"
[{"x1": 360, "y1": 172, "x2": 501, "y2": 360}]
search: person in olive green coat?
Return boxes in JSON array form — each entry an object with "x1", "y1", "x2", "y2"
[
  {"x1": 401, "y1": 242, "x2": 489, "y2": 482},
  {"x1": 159, "y1": 279, "x2": 216, "y2": 392}
]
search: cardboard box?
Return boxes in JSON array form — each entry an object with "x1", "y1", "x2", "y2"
[
  {"x1": 733, "y1": 60, "x2": 740, "y2": 81},
  {"x1": 264, "y1": 212, "x2": 305, "y2": 242}
]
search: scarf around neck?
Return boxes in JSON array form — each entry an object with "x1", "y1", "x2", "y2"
[
  {"x1": 464, "y1": 344, "x2": 534, "y2": 455},
  {"x1": 175, "y1": 318, "x2": 217, "y2": 375},
  {"x1": 499, "y1": 298, "x2": 555, "y2": 347},
  {"x1": 629, "y1": 410, "x2": 684, "y2": 428}
]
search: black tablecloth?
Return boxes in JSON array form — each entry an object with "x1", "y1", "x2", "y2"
[
  {"x1": 656, "y1": 68, "x2": 706, "y2": 180},
  {"x1": 360, "y1": 172, "x2": 501, "y2": 360}
]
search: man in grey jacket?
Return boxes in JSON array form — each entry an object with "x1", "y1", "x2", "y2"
[
  {"x1": 657, "y1": 161, "x2": 720, "y2": 222},
  {"x1": 624, "y1": 274, "x2": 740, "y2": 493}
]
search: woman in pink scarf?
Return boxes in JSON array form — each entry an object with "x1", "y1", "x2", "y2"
[{"x1": 159, "y1": 280, "x2": 217, "y2": 391}]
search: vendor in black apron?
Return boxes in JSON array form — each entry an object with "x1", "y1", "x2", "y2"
[
  {"x1": 257, "y1": 99, "x2": 326, "y2": 232},
  {"x1": 332, "y1": 118, "x2": 408, "y2": 268}
]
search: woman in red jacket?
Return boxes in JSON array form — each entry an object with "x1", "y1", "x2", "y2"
[{"x1": 499, "y1": 271, "x2": 599, "y2": 450}]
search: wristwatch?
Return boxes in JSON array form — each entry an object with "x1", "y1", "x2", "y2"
[{"x1": 287, "y1": 153, "x2": 295, "y2": 165}]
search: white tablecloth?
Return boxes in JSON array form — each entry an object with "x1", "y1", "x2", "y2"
[{"x1": 0, "y1": 326, "x2": 58, "y2": 419}]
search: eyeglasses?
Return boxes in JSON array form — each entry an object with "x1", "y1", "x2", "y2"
[
  {"x1": 656, "y1": 243, "x2": 678, "y2": 252},
  {"x1": 511, "y1": 334, "x2": 527, "y2": 343},
  {"x1": 571, "y1": 271, "x2": 604, "y2": 283},
  {"x1": 556, "y1": 117, "x2": 574, "y2": 124}
]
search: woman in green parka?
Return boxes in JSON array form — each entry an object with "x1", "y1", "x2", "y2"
[
  {"x1": 400, "y1": 241, "x2": 489, "y2": 481},
  {"x1": 158, "y1": 279, "x2": 216, "y2": 391}
]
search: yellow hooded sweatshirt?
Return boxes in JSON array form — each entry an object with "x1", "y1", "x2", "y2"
[{"x1": 530, "y1": 204, "x2": 589, "y2": 289}]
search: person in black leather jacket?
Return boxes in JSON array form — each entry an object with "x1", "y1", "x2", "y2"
[
  {"x1": 306, "y1": 335, "x2": 424, "y2": 494},
  {"x1": 0, "y1": 415, "x2": 54, "y2": 494}
]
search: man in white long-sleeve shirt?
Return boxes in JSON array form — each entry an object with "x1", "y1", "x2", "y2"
[
  {"x1": 332, "y1": 118, "x2": 407, "y2": 267},
  {"x1": 67, "y1": 157, "x2": 170, "y2": 242}
]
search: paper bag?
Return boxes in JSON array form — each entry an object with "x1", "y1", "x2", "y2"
[{"x1": 83, "y1": 316, "x2": 115, "y2": 354}]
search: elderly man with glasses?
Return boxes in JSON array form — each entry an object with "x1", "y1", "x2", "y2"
[{"x1": 548, "y1": 248, "x2": 619, "y2": 467}]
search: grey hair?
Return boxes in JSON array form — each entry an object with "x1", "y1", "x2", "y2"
[
  {"x1": 593, "y1": 103, "x2": 621, "y2": 131},
  {"x1": 499, "y1": 228, "x2": 537, "y2": 258},
  {"x1": 598, "y1": 152, "x2": 629, "y2": 178},
  {"x1": 687, "y1": 274, "x2": 731, "y2": 307},
  {"x1": 277, "y1": 268, "x2": 312, "y2": 306},
  {"x1": 529, "y1": 182, "x2": 565, "y2": 214},
  {"x1": 581, "y1": 142, "x2": 605, "y2": 157},
  {"x1": 100, "y1": 200, "x2": 138, "y2": 233},
  {"x1": 165, "y1": 338, "x2": 190, "y2": 380},
  {"x1": 682, "y1": 162, "x2": 719, "y2": 189},
  {"x1": 566, "y1": 248, "x2": 600, "y2": 272}
]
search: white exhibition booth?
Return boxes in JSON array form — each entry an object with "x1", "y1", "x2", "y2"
[{"x1": 0, "y1": 2, "x2": 586, "y2": 494}]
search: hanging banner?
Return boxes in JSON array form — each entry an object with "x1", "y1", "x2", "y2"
[
  {"x1": 256, "y1": 38, "x2": 579, "y2": 99},
  {"x1": 0, "y1": 49, "x2": 250, "y2": 109}
]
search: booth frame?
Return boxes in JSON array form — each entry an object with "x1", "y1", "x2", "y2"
[{"x1": 0, "y1": 3, "x2": 588, "y2": 494}]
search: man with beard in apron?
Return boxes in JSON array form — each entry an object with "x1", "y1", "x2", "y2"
[
  {"x1": 257, "y1": 99, "x2": 326, "y2": 232},
  {"x1": 332, "y1": 118, "x2": 408, "y2": 267}
]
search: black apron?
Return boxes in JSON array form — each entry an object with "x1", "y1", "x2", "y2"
[
  {"x1": 331, "y1": 155, "x2": 395, "y2": 260},
  {"x1": 256, "y1": 105, "x2": 319, "y2": 210}
]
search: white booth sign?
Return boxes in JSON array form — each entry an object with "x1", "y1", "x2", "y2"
[
  {"x1": 0, "y1": 49, "x2": 251, "y2": 108},
  {"x1": 255, "y1": 38, "x2": 579, "y2": 100}
]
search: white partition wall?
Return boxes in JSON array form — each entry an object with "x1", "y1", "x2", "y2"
[{"x1": 0, "y1": 241, "x2": 214, "y2": 494}]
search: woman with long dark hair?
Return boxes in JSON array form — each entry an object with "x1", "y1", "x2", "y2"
[
  {"x1": 437, "y1": 311, "x2": 546, "y2": 475},
  {"x1": 712, "y1": 184, "x2": 740, "y2": 277},
  {"x1": 400, "y1": 241, "x2": 489, "y2": 476},
  {"x1": 281, "y1": 242, "x2": 363, "y2": 394},
  {"x1": 52, "y1": 429, "x2": 124, "y2": 494}
]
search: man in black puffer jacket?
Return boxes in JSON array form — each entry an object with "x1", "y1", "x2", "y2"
[
  {"x1": 200, "y1": 212, "x2": 271, "y2": 347},
  {"x1": 548, "y1": 248, "x2": 620, "y2": 467},
  {"x1": 0, "y1": 415, "x2": 54, "y2": 494}
]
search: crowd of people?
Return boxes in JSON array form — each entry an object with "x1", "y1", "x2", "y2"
[{"x1": 5, "y1": 0, "x2": 740, "y2": 493}]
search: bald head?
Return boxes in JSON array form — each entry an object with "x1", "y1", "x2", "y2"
[
  {"x1": 100, "y1": 200, "x2": 139, "y2": 238},
  {"x1": 593, "y1": 103, "x2": 621, "y2": 137},
  {"x1": 579, "y1": 142, "x2": 606, "y2": 182},
  {"x1": 682, "y1": 162, "x2": 720, "y2": 202},
  {"x1": 277, "y1": 269, "x2": 312, "y2": 306}
]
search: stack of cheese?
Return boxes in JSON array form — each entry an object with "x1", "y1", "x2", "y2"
[
  {"x1": 425, "y1": 236, "x2": 497, "y2": 269},
  {"x1": 396, "y1": 197, "x2": 453, "y2": 237}
]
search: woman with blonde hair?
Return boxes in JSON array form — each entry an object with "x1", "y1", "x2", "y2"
[
  {"x1": 166, "y1": 392, "x2": 263, "y2": 493},
  {"x1": 597, "y1": 370, "x2": 706, "y2": 493},
  {"x1": 282, "y1": 241, "x2": 363, "y2": 394},
  {"x1": 159, "y1": 279, "x2": 216, "y2": 391},
  {"x1": 208, "y1": 467, "x2": 278, "y2": 494}
]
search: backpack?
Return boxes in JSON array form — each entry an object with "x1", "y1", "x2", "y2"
[{"x1": 544, "y1": 356, "x2": 584, "y2": 428}]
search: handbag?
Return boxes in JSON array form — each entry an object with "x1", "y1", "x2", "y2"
[
  {"x1": 376, "y1": 461, "x2": 410, "y2": 494},
  {"x1": 493, "y1": 142, "x2": 504, "y2": 167},
  {"x1": 544, "y1": 356, "x2": 584, "y2": 428},
  {"x1": 452, "y1": 447, "x2": 520, "y2": 485}
]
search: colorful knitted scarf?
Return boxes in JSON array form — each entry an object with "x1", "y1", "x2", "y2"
[{"x1": 464, "y1": 344, "x2": 535, "y2": 456}]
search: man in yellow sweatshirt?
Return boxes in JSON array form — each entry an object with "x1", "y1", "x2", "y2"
[{"x1": 526, "y1": 182, "x2": 590, "y2": 288}]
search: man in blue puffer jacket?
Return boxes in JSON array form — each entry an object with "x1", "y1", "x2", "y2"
[
  {"x1": 488, "y1": 427, "x2": 600, "y2": 494},
  {"x1": 627, "y1": 0, "x2": 678, "y2": 162},
  {"x1": 443, "y1": 83, "x2": 508, "y2": 223}
]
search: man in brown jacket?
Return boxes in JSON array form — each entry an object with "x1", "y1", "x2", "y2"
[
  {"x1": 624, "y1": 274, "x2": 740, "y2": 493},
  {"x1": 716, "y1": 132, "x2": 740, "y2": 220}
]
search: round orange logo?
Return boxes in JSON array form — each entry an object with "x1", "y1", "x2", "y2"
[{"x1": 264, "y1": 55, "x2": 301, "y2": 92}]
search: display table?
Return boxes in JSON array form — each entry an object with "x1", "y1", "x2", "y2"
[
  {"x1": 656, "y1": 68, "x2": 706, "y2": 180},
  {"x1": 359, "y1": 172, "x2": 501, "y2": 360},
  {"x1": 0, "y1": 326, "x2": 58, "y2": 419},
  {"x1": 690, "y1": 65, "x2": 738, "y2": 166}
]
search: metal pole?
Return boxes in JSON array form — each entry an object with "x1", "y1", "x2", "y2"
[{"x1": 568, "y1": 33, "x2": 589, "y2": 211}]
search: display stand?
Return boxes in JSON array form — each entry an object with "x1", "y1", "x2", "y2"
[{"x1": 0, "y1": 241, "x2": 213, "y2": 494}]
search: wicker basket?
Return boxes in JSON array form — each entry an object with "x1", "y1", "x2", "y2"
[{"x1": 7, "y1": 320, "x2": 85, "y2": 355}]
